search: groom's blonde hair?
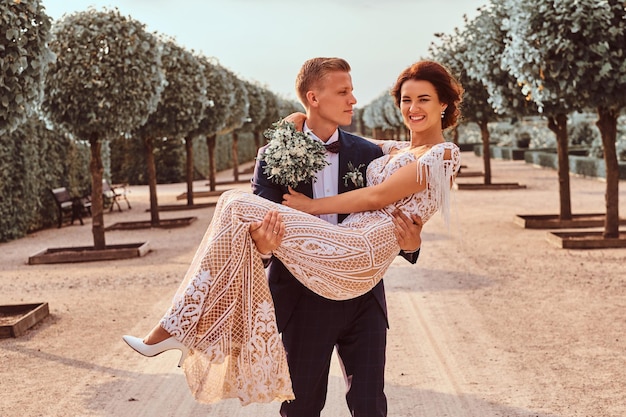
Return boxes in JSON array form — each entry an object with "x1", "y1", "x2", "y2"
[{"x1": 295, "y1": 57, "x2": 351, "y2": 108}]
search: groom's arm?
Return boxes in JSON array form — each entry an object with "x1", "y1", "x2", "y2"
[
  {"x1": 393, "y1": 210, "x2": 422, "y2": 265},
  {"x1": 251, "y1": 146, "x2": 284, "y2": 259}
]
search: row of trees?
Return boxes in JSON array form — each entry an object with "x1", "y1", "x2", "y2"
[
  {"x1": 361, "y1": 0, "x2": 625, "y2": 239},
  {"x1": 1, "y1": 3, "x2": 301, "y2": 246}
]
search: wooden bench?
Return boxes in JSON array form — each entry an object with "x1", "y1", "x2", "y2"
[
  {"x1": 102, "y1": 179, "x2": 131, "y2": 212},
  {"x1": 50, "y1": 187, "x2": 92, "y2": 228}
]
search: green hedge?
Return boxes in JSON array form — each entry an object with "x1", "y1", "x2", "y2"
[
  {"x1": 0, "y1": 117, "x2": 91, "y2": 242},
  {"x1": 524, "y1": 150, "x2": 626, "y2": 180},
  {"x1": 0, "y1": 121, "x2": 259, "y2": 242}
]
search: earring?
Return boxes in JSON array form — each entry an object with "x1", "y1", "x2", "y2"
[{"x1": 441, "y1": 110, "x2": 445, "y2": 119}]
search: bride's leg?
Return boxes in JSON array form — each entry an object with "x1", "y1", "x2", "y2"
[
  {"x1": 159, "y1": 190, "x2": 284, "y2": 344},
  {"x1": 272, "y1": 212, "x2": 399, "y2": 301},
  {"x1": 143, "y1": 324, "x2": 171, "y2": 345}
]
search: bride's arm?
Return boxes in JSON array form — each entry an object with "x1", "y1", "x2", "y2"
[
  {"x1": 284, "y1": 159, "x2": 426, "y2": 215},
  {"x1": 284, "y1": 147, "x2": 456, "y2": 215}
]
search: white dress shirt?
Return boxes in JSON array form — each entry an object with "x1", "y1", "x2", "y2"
[{"x1": 304, "y1": 122, "x2": 339, "y2": 225}]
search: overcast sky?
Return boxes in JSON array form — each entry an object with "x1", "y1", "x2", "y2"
[{"x1": 44, "y1": 0, "x2": 486, "y2": 106}]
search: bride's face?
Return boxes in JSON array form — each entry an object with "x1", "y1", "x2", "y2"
[{"x1": 399, "y1": 79, "x2": 447, "y2": 135}]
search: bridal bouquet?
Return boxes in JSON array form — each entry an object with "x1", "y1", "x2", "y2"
[{"x1": 259, "y1": 120, "x2": 329, "y2": 187}]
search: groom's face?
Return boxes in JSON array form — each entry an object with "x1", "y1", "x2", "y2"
[{"x1": 313, "y1": 71, "x2": 357, "y2": 128}]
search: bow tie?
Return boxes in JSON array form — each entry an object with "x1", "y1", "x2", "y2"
[{"x1": 324, "y1": 141, "x2": 340, "y2": 153}]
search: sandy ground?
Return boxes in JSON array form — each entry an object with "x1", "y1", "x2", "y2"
[{"x1": 0, "y1": 152, "x2": 625, "y2": 417}]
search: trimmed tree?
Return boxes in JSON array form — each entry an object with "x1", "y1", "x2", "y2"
[
  {"x1": 187, "y1": 56, "x2": 229, "y2": 198},
  {"x1": 500, "y1": 0, "x2": 626, "y2": 236},
  {"x1": 215, "y1": 68, "x2": 249, "y2": 184},
  {"x1": 1, "y1": 0, "x2": 53, "y2": 135},
  {"x1": 431, "y1": 7, "x2": 527, "y2": 185},
  {"x1": 362, "y1": 93, "x2": 394, "y2": 139},
  {"x1": 43, "y1": 8, "x2": 164, "y2": 249},
  {"x1": 233, "y1": 80, "x2": 265, "y2": 181},
  {"x1": 133, "y1": 38, "x2": 208, "y2": 224},
  {"x1": 256, "y1": 89, "x2": 280, "y2": 148}
]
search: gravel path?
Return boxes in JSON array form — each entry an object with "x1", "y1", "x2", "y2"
[{"x1": 1, "y1": 153, "x2": 624, "y2": 417}]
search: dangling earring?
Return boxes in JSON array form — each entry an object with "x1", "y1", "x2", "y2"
[{"x1": 441, "y1": 110, "x2": 445, "y2": 119}]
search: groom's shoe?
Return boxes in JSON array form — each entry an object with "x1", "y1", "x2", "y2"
[{"x1": 122, "y1": 335, "x2": 189, "y2": 367}]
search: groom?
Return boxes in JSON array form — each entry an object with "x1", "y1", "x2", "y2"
[{"x1": 251, "y1": 57, "x2": 422, "y2": 417}]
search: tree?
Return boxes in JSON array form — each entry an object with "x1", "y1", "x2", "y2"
[
  {"x1": 133, "y1": 38, "x2": 208, "y2": 224},
  {"x1": 256, "y1": 89, "x2": 280, "y2": 147},
  {"x1": 276, "y1": 96, "x2": 304, "y2": 118},
  {"x1": 500, "y1": 0, "x2": 626, "y2": 236},
  {"x1": 43, "y1": 8, "x2": 164, "y2": 249},
  {"x1": 382, "y1": 95, "x2": 405, "y2": 140},
  {"x1": 0, "y1": 0, "x2": 53, "y2": 135},
  {"x1": 432, "y1": 25, "x2": 498, "y2": 185},
  {"x1": 233, "y1": 80, "x2": 265, "y2": 181},
  {"x1": 187, "y1": 56, "x2": 229, "y2": 196},
  {"x1": 432, "y1": 6, "x2": 531, "y2": 185},
  {"x1": 216, "y1": 69, "x2": 249, "y2": 184},
  {"x1": 362, "y1": 93, "x2": 394, "y2": 139}
]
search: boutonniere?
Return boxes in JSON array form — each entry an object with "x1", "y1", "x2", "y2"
[{"x1": 343, "y1": 161, "x2": 365, "y2": 188}]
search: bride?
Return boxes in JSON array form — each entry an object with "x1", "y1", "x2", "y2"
[{"x1": 123, "y1": 60, "x2": 462, "y2": 405}]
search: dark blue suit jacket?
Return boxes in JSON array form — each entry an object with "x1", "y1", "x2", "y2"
[{"x1": 251, "y1": 129, "x2": 419, "y2": 331}]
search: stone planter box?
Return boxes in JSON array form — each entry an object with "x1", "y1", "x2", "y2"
[
  {"x1": 154, "y1": 202, "x2": 217, "y2": 212},
  {"x1": 28, "y1": 242, "x2": 150, "y2": 265},
  {"x1": 177, "y1": 190, "x2": 227, "y2": 200},
  {"x1": 546, "y1": 231, "x2": 626, "y2": 249},
  {"x1": 106, "y1": 217, "x2": 197, "y2": 230},
  {"x1": 514, "y1": 213, "x2": 626, "y2": 229},
  {"x1": 455, "y1": 182, "x2": 527, "y2": 190},
  {"x1": 525, "y1": 151, "x2": 626, "y2": 180},
  {"x1": 0, "y1": 302, "x2": 49, "y2": 338}
]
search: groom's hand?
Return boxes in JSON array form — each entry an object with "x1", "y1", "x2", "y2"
[
  {"x1": 392, "y1": 210, "x2": 422, "y2": 252},
  {"x1": 250, "y1": 210, "x2": 285, "y2": 255}
]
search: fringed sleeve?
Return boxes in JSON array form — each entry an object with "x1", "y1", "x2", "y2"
[{"x1": 416, "y1": 143, "x2": 461, "y2": 226}]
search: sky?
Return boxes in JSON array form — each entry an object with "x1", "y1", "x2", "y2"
[{"x1": 43, "y1": 0, "x2": 486, "y2": 107}]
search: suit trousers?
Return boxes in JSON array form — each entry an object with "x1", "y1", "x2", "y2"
[{"x1": 279, "y1": 288, "x2": 387, "y2": 417}]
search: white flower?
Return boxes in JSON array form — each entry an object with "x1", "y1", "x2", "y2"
[{"x1": 259, "y1": 120, "x2": 329, "y2": 188}]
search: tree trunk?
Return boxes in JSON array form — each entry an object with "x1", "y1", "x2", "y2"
[
  {"x1": 547, "y1": 114, "x2": 572, "y2": 221},
  {"x1": 207, "y1": 134, "x2": 217, "y2": 192},
  {"x1": 596, "y1": 107, "x2": 620, "y2": 238},
  {"x1": 143, "y1": 136, "x2": 160, "y2": 226},
  {"x1": 253, "y1": 130, "x2": 261, "y2": 150},
  {"x1": 185, "y1": 136, "x2": 194, "y2": 206},
  {"x1": 478, "y1": 120, "x2": 491, "y2": 185},
  {"x1": 232, "y1": 131, "x2": 239, "y2": 182},
  {"x1": 89, "y1": 134, "x2": 106, "y2": 250}
]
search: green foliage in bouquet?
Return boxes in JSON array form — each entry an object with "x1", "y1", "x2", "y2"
[{"x1": 259, "y1": 121, "x2": 329, "y2": 188}]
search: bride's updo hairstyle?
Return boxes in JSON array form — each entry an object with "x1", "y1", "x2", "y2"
[{"x1": 390, "y1": 60, "x2": 463, "y2": 130}]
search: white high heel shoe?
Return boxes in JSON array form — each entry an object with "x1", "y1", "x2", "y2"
[{"x1": 122, "y1": 335, "x2": 189, "y2": 367}]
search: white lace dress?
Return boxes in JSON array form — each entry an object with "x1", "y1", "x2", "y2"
[{"x1": 159, "y1": 141, "x2": 460, "y2": 405}]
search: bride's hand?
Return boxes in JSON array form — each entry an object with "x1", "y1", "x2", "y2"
[
  {"x1": 282, "y1": 112, "x2": 307, "y2": 131},
  {"x1": 282, "y1": 186, "x2": 315, "y2": 213}
]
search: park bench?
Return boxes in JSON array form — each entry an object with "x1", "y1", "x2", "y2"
[
  {"x1": 50, "y1": 187, "x2": 92, "y2": 228},
  {"x1": 102, "y1": 179, "x2": 131, "y2": 212}
]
